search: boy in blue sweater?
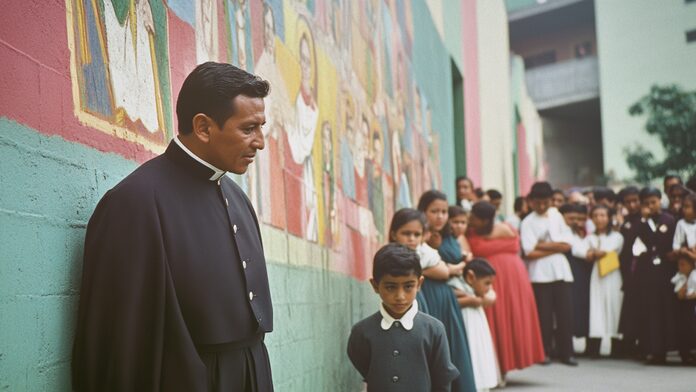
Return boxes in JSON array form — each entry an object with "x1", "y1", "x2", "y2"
[{"x1": 347, "y1": 243, "x2": 460, "y2": 391}]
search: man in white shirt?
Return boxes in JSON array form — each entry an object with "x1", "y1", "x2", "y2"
[{"x1": 520, "y1": 182, "x2": 578, "y2": 366}]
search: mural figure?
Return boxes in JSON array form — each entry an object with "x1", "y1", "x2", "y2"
[{"x1": 195, "y1": 0, "x2": 219, "y2": 63}]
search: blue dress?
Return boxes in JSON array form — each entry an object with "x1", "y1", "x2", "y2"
[{"x1": 418, "y1": 234, "x2": 476, "y2": 392}]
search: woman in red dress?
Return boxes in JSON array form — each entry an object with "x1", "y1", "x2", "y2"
[{"x1": 467, "y1": 201, "x2": 546, "y2": 376}]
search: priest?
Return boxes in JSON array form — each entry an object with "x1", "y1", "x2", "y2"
[{"x1": 72, "y1": 62, "x2": 274, "y2": 391}]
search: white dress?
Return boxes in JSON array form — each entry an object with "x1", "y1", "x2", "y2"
[
  {"x1": 575, "y1": 231, "x2": 624, "y2": 340},
  {"x1": 457, "y1": 282, "x2": 500, "y2": 391}
]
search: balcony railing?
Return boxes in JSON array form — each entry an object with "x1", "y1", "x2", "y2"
[{"x1": 525, "y1": 56, "x2": 599, "y2": 110}]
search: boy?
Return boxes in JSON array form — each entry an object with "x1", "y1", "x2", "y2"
[
  {"x1": 347, "y1": 243, "x2": 459, "y2": 392},
  {"x1": 634, "y1": 187, "x2": 677, "y2": 364},
  {"x1": 486, "y1": 189, "x2": 504, "y2": 221},
  {"x1": 520, "y1": 182, "x2": 577, "y2": 366},
  {"x1": 617, "y1": 186, "x2": 643, "y2": 356}
]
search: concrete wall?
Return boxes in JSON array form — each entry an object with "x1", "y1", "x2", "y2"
[
  {"x1": 595, "y1": 0, "x2": 696, "y2": 180},
  {"x1": 477, "y1": 0, "x2": 516, "y2": 210},
  {"x1": 0, "y1": 0, "x2": 463, "y2": 390}
]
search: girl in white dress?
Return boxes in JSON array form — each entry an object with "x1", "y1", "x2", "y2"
[
  {"x1": 455, "y1": 259, "x2": 500, "y2": 391},
  {"x1": 573, "y1": 204, "x2": 624, "y2": 357}
]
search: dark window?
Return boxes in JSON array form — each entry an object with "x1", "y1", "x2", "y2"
[
  {"x1": 687, "y1": 29, "x2": 696, "y2": 43},
  {"x1": 524, "y1": 50, "x2": 556, "y2": 69},
  {"x1": 686, "y1": 0, "x2": 696, "y2": 4},
  {"x1": 574, "y1": 42, "x2": 593, "y2": 58}
]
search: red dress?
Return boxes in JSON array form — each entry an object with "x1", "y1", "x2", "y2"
[{"x1": 467, "y1": 228, "x2": 546, "y2": 373}]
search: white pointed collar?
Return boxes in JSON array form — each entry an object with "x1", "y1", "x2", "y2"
[
  {"x1": 379, "y1": 300, "x2": 418, "y2": 331},
  {"x1": 173, "y1": 137, "x2": 226, "y2": 181}
]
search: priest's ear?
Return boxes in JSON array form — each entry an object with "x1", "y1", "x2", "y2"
[{"x1": 191, "y1": 113, "x2": 216, "y2": 144}]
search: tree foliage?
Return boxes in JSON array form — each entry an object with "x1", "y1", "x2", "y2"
[{"x1": 624, "y1": 85, "x2": 696, "y2": 183}]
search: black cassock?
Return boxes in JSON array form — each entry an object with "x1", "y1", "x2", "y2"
[{"x1": 72, "y1": 141, "x2": 274, "y2": 392}]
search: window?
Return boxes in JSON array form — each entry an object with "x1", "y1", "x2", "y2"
[
  {"x1": 687, "y1": 29, "x2": 696, "y2": 43},
  {"x1": 524, "y1": 50, "x2": 556, "y2": 69}
]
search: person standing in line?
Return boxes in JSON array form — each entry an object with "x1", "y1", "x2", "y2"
[
  {"x1": 347, "y1": 243, "x2": 460, "y2": 392},
  {"x1": 573, "y1": 205, "x2": 624, "y2": 358},
  {"x1": 519, "y1": 182, "x2": 577, "y2": 366},
  {"x1": 466, "y1": 201, "x2": 546, "y2": 376},
  {"x1": 634, "y1": 187, "x2": 678, "y2": 365},
  {"x1": 72, "y1": 62, "x2": 274, "y2": 391}
]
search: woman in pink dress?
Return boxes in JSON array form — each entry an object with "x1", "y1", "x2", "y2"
[{"x1": 467, "y1": 201, "x2": 546, "y2": 376}]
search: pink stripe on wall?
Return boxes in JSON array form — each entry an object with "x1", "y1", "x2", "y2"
[{"x1": 461, "y1": 0, "x2": 482, "y2": 186}]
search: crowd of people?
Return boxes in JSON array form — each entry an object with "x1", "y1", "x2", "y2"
[{"x1": 348, "y1": 174, "x2": 696, "y2": 391}]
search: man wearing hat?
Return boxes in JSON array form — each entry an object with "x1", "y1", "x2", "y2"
[{"x1": 519, "y1": 181, "x2": 578, "y2": 366}]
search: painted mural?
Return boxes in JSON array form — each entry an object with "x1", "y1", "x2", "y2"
[{"x1": 66, "y1": 0, "x2": 445, "y2": 278}]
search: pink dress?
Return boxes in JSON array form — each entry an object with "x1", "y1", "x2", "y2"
[{"x1": 467, "y1": 228, "x2": 546, "y2": 373}]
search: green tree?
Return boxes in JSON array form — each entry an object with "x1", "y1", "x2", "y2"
[{"x1": 624, "y1": 85, "x2": 696, "y2": 183}]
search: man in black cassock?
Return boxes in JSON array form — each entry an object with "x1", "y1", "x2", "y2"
[{"x1": 72, "y1": 62, "x2": 274, "y2": 391}]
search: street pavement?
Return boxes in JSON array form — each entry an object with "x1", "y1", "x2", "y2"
[{"x1": 504, "y1": 355, "x2": 696, "y2": 391}]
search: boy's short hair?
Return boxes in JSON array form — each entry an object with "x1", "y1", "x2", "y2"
[
  {"x1": 640, "y1": 187, "x2": 662, "y2": 201},
  {"x1": 372, "y1": 243, "x2": 422, "y2": 283},
  {"x1": 593, "y1": 187, "x2": 616, "y2": 203},
  {"x1": 618, "y1": 186, "x2": 640, "y2": 201},
  {"x1": 464, "y1": 258, "x2": 496, "y2": 278},
  {"x1": 486, "y1": 189, "x2": 502, "y2": 200}
]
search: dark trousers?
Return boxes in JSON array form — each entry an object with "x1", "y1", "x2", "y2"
[{"x1": 532, "y1": 281, "x2": 574, "y2": 360}]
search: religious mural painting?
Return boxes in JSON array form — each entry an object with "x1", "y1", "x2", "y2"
[{"x1": 66, "y1": 0, "x2": 445, "y2": 279}]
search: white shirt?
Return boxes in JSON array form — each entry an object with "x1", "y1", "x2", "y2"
[
  {"x1": 174, "y1": 137, "x2": 226, "y2": 181},
  {"x1": 416, "y1": 243, "x2": 442, "y2": 270},
  {"x1": 379, "y1": 300, "x2": 418, "y2": 331},
  {"x1": 573, "y1": 231, "x2": 624, "y2": 259},
  {"x1": 673, "y1": 219, "x2": 696, "y2": 250},
  {"x1": 520, "y1": 209, "x2": 574, "y2": 283}
]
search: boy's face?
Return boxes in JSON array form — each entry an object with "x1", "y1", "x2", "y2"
[
  {"x1": 466, "y1": 271, "x2": 494, "y2": 297},
  {"x1": 622, "y1": 194, "x2": 640, "y2": 216},
  {"x1": 683, "y1": 201, "x2": 695, "y2": 221},
  {"x1": 529, "y1": 197, "x2": 551, "y2": 215},
  {"x1": 449, "y1": 214, "x2": 469, "y2": 237},
  {"x1": 371, "y1": 273, "x2": 423, "y2": 319},
  {"x1": 552, "y1": 193, "x2": 565, "y2": 208},
  {"x1": 642, "y1": 196, "x2": 662, "y2": 216},
  {"x1": 490, "y1": 198, "x2": 502, "y2": 211}
]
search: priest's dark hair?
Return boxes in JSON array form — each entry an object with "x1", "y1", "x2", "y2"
[
  {"x1": 464, "y1": 258, "x2": 496, "y2": 278},
  {"x1": 372, "y1": 243, "x2": 422, "y2": 283},
  {"x1": 176, "y1": 62, "x2": 270, "y2": 134}
]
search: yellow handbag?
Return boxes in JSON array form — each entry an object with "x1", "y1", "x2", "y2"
[{"x1": 598, "y1": 251, "x2": 620, "y2": 278}]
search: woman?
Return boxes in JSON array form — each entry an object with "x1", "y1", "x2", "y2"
[
  {"x1": 456, "y1": 176, "x2": 476, "y2": 212},
  {"x1": 466, "y1": 201, "x2": 546, "y2": 376},
  {"x1": 417, "y1": 190, "x2": 476, "y2": 392}
]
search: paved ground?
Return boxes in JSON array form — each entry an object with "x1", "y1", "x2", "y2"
[{"x1": 504, "y1": 355, "x2": 696, "y2": 391}]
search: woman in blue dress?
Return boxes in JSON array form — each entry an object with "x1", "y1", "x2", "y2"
[{"x1": 417, "y1": 190, "x2": 476, "y2": 392}]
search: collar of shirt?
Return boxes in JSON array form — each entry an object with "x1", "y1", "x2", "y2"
[
  {"x1": 173, "y1": 137, "x2": 226, "y2": 181},
  {"x1": 379, "y1": 300, "x2": 418, "y2": 331}
]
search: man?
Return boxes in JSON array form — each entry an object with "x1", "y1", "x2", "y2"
[
  {"x1": 72, "y1": 62, "x2": 274, "y2": 391},
  {"x1": 520, "y1": 182, "x2": 577, "y2": 366}
]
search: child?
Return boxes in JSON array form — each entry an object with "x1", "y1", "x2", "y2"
[
  {"x1": 347, "y1": 243, "x2": 460, "y2": 392},
  {"x1": 617, "y1": 186, "x2": 643, "y2": 356},
  {"x1": 672, "y1": 255, "x2": 696, "y2": 364},
  {"x1": 573, "y1": 205, "x2": 624, "y2": 357},
  {"x1": 520, "y1": 181, "x2": 576, "y2": 366},
  {"x1": 560, "y1": 203, "x2": 592, "y2": 349},
  {"x1": 388, "y1": 208, "x2": 475, "y2": 392},
  {"x1": 673, "y1": 193, "x2": 696, "y2": 258},
  {"x1": 634, "y1": 187, "x2": 677, "y2": 364},
  {"x1": 449, "y1": 205, "x2": 474, "y2": 262},
  {"x1": 453, "y1": 259, "x2": 500, "y2": 391}
]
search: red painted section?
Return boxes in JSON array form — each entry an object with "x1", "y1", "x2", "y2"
[
  {"x1": 461, "y1": 0, "x2": 482, "y2": 186},
  {"x1": 168, "y1": 9, "x2": 198, "y2": 135},
  {"x1": 517, "y1": 123, "x2": 533, "y2": 196},
  {"x1": 0, "y1": 0, "x2": 156, "y2": 163}
]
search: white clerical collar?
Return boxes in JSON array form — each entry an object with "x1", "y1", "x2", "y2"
[
  {"x1": 379, "y1": 300, "x2": 418, "y2": 331},
  {"x1": 174, "y1": 137, "x2": 226, "y2": 181}
]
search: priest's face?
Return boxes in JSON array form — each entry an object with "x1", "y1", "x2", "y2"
[{"x1": 207, "y1": 95, "x2": 266, "y2": 174}]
